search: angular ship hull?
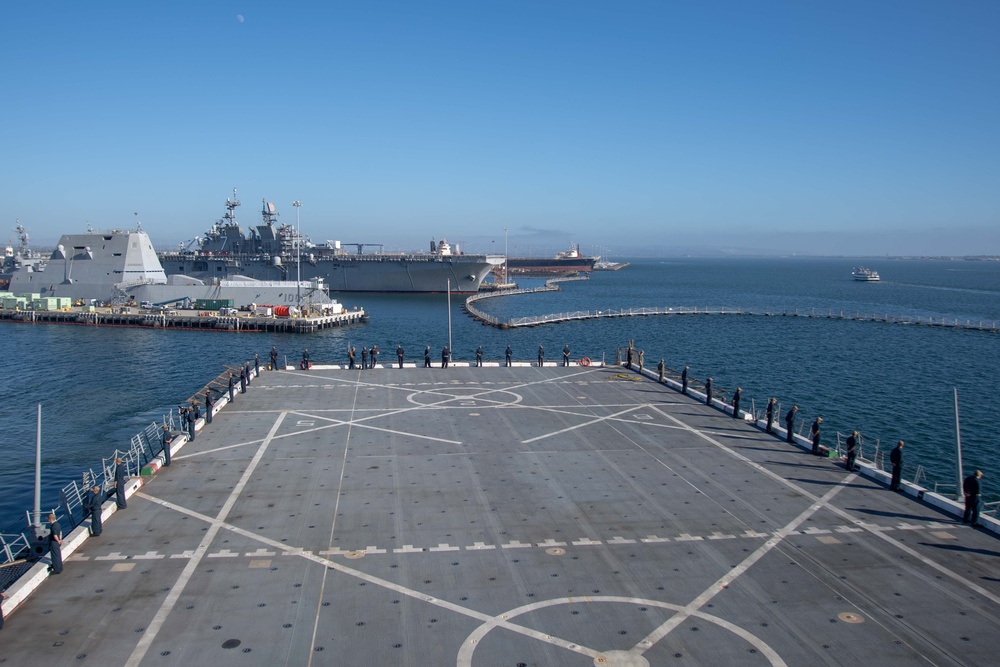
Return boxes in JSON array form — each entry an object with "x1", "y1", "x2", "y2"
[
  {"x1": 126, "y1": 277, "x2": 337, "y2": 309},
  {"x1": 8, "y1": 230, "x2": 169, "y2": 303},
  {"x1": 6, "y1": 230, "x2": 340, "y2": 309}
]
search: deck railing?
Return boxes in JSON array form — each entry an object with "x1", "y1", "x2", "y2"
[{"x1": 0, "y1": 416, "x2": 174, "y2": 592}]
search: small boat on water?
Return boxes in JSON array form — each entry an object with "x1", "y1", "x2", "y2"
[{"x1": 852, "y1": 267, "x2": 881, "y2": 282}]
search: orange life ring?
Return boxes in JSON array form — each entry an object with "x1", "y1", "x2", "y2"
[{"x1": 580, "y1": 356, "x2": 591, "y2": 367}]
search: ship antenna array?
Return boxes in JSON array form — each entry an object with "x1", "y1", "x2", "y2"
[
  {"x1": 15, "y1": 219, "x2": 29, "y2": 251},
  {"x1": 261, "y1": 198, "x2": 279, "y2": 224},
  {"x1": 225, "y1": 187, "x2": 241, "y2": 225},
  {"x1": 134, "y1": 211, "x2": 143, "y2": 232}
]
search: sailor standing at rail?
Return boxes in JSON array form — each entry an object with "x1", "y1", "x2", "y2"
[
  {"x1": 114, "y1": 458, "x2": 128, "y2": 509},
  {"x1": 811, "y1": 417, "x2": 823, "y2": 455},
  {"x1": 765, "y1": 398, "x2": 776, "y2": 433},
  {"x1": 845, "y1": 430, "x2": 859, "y2": 471},
  {"x1": 240, "y1": 367, "x2": 247, "y2": 393},
  {"x1": 704, "y1": 378, "x2": 713, "y2": 406},
  {"x1": 254, "y1": 353, "x2": 260, "y2": 376},
  {"x1": 205, "y1": 390, "x2": 215, "y2": 424},
  {"x1": 361, "y1": 346, "x2": 368, "y2": 369},
  {"x1": 657, "y1": 359, "x2": 665, "y2": 383},
  {"x1": 538, "y1": 345, "x2": 544, "y2": 367},
  {"x1": 228, "y1": 372, "x2": 236, "y2": 402},
  {"x1": 186, "y1": 405, "x2": 196, "y2": 441},
  {"x1": 731, "y1": 388, "x2": 741, "y2": 419},
  {"x1": 302, "y1": 349, "x2": 311, "y2": 370},
  {"x1": 424, "y1": 345, "x2": 431, "y2": 368},
  {"x1": 681, "y1": 366, "x2": 689, "y2": 394},
  {"x1": 963, "y1": 470, "x2": 984, "y2": 526},
  {"x1": 270, "y1": 346, "x2": 278, "y2": 370},
  {"x1": 87, "y1": 485, "x2": 104, "y2": 536},
  {"x1": 889, "y1": 440, "x2": 904, "y2": 491},
  {"x1": 47, "y1": 513, "x2": 63, "y2": 575},
  {"x1": 349, "y1": 345, "x2": 356, "y2": 369},
  {"x1": 371, "y1": 344, "x2": 379, "y2": 368},
  {"x1": 161, "y1": 424, "x2": 173, "y2": 466},
  {"x1": 563, "y1": 344, "x2": 570, "y2": 366},
  {"x1": 397, "y1": 345, "x2": 404, "y2": 368},
  {"x1": 441, "y1": 346, "x2": 450, "y2": 368},
  {"x1": 785, "y1": 406, "x2": 798, "y2": 443},
  {"x1": 476, "y1": 345, "x2": 483, "y2": 367},
  {"x1": 505, "y1": 345, "x2": 512, "y2": 367}
]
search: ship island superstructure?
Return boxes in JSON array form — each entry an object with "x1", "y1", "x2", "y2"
[{"x1": 157, "y1": 191, "x2": 504, "y2": 293}]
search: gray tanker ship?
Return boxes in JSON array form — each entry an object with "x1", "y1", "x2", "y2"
[{"x1": 158, "y1": 192, "x2": 504, "y2": 293}]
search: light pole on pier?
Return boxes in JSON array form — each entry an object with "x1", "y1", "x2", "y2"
[
  {"x1": 503, "y1": 226, "x2": 508, "y2": 284},
  {"x1": 292, "y1": 200, "x2": 302, "y2": 308}
]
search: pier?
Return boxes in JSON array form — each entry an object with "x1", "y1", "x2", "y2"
[
  {"x1": 2, "y1": 361, "x2": 999, "y2": 665},
  {"x1": 466, "y1": 290, "x2": 1000, "y2": 332},
  {"x1": 0, "y1": 306, "x2": 368, "y2": 333}
]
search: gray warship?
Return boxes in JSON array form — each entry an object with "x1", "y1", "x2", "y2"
[
  {"x1": 157, "y1": 191, "x2": 505, "y2": 293},
  {"x1": 5, "y1": 223, "x2": 337, "y2": 309},
  {"x1": 0, "y1": 221, "x2": 45, "y2": 289}
]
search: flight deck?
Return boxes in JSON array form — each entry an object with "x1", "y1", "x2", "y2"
[{"x1": 3, "y1": 363, "x2": 998, "y2": 666}]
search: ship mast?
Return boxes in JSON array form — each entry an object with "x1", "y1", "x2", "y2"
[
  {"x1": 225, "y1": 188, "x2": 241, "y2": 227},
  {"x1": 15, "y1": 219, "x2": 29, "y2": 257}
]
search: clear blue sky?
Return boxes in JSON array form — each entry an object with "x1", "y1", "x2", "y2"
[{"x1": 3, "y1": 1, "x2": 998, "y2": 256}]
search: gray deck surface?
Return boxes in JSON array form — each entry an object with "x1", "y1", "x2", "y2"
[{"x1": 4, "y1": 364, "x2": 999, "y2": 666}]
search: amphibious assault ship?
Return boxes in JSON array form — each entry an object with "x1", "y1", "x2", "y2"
[{"x1": 157, "y1": 191, "x2": 505, "y2": 293}]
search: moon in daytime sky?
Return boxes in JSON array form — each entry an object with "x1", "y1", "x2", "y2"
[{"x1": 236, "y1": 14, "x2": 244, "y2": 24}]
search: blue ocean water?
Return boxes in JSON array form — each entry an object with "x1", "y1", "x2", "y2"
[{"x1": 1, "y1": 257, "x2": 998, "y2": 533}]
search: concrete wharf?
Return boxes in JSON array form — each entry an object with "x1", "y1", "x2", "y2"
[
  {"x1": 3, "y1": 361, "x2": 999, "y2": 666},
  {"x1": 0, "y1": 306, "x2": 368, "y2": 333}
]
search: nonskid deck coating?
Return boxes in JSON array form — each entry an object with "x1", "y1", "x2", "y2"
[{"x1": 4, "y1": 365, "x2": 999, "y2": 666}]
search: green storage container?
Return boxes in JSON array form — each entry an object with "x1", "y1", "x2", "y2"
[{"x1": 195, "y1": 298, "x2": 235, "y2": 310}]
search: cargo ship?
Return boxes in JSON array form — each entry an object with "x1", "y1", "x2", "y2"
[
  {"x1": 157, "y1": 191, "x2": 504, "y2": 293},
  {"x1": 503, "y1": 243, "x2": 598, "y2": 276}
]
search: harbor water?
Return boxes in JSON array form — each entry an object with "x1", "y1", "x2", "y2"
[{"x1": 1, "y1": 257, "x2": 998, "y2": 533}]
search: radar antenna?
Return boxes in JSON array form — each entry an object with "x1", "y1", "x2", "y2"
[
  {"x1": 134, "y1": 212, "x2": 143, "y2": 232},
  {"x1": 261, "y1": 198, "x2": 279, "y2": 224},
  {"x1": 14, "y1": 220, "x2": 29, "y2": 253}
]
